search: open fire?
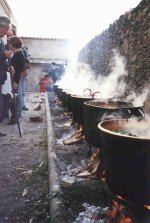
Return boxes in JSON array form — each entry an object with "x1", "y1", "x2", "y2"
[
  {"x1": 52, "y1": 52, "x2": 150, "y2": 222},
  {"x1": 50, "y1": 90, "x2": 150, "y2": 223}
]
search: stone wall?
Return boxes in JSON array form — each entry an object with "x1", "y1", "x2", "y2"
[{"x1": 79, "y1": 0, "x2": 150, "y2": 111}]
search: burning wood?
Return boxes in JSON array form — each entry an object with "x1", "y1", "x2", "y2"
[
  {"x1": 63, "y1": 128, "x2": 83, "y2": 145},
  {"x1": 76, "y1": 170, "x2": 92, "y2": 177},
  {"x1": 86, "y1": 149, "x2": 100, "y2": 175},
  {"x1": 76, "y1": 149, "x2": 101, "y2": 178},
  {"x1": 106, "y1": 201, "x2": 133, "y2": 223},
  {"x1": 85, "y1": 149, "x2": 106, "y2": 181},
  {"x1": 75, "y1": 148, "x2": 106, "y2": 180}
]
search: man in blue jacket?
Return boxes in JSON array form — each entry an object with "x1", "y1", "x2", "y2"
[
  {"x1": 0, "y1": 16, "x2": 11, "y2": 136},
  {"x1": 48, "y1": 62, "x2": 63, "y2": 84}
]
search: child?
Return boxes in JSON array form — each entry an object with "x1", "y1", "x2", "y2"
[{"x1": 39, "y1": 74, "x2": 53, "y2": 93}]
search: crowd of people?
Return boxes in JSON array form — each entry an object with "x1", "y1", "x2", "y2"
[{"x1": 0, "y1": 15, "x2": 29, "y2": 136}]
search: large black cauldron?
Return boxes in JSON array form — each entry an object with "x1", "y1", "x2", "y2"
[
  {"x1": 61, "y1": 89, "x2": 71, "y2": 109},
  {"x1": 71, "y1": 95, "x2": 93, "y2": 125},
  {"x1": 83, "y1": 100, "x2": 144, "y2": 147},
  {"x1": 71, "y1": 89, "x2": 101, "y2": 125},
  {"x1": 71, "y1": 89, "x2": 94, "y2": 125},
  {"x1": 98, "y1": 118, "x2": 150, "y2": 205},
  {"x1": 53, "y1": 84, "x2": 59, "y2": 94},
  {"x1": 65, "y1": 91, "x2": 72, "y2": 112}
]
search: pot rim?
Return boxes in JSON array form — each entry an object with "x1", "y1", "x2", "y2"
[
  {"x1": 71, "y1": 94, "x2": 93, "y2": 99},
  {"x1": 98, "y1": 118, "x2": 150, "y2": 140},
  {"x1": 84, "y1": 99, "x2": 144, "y2": 109},
  {"x1": 62, "y1": 88, "x2": 71, "y2": 93}
]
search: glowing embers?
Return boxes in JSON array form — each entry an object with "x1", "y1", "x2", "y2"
[
  {"x1": 106, "y1": 200, "x2": 133, "y2": 223},
  {"x1": 144, "y1": 205, "x2": 150, "y2": 210}
]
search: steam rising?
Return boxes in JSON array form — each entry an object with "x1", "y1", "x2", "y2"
[
  {"x1": 57, "y1": 61, "x2": 96, "y2": 95},
  {"x1": 127, "y1": 88, "x2": 149, "y2": 106},
  {"x1": 97, "y1": 49, "x2": 128, "y2": 99},
  {"x1": 57, "y1": 49, "x2": 128, "y2": 98},
  {"x1": 56, "y1": 48, "x2": 149, "y2": 109},
  {"x1": 123, "y1": 117, "x2": 150, "y2": 138}
]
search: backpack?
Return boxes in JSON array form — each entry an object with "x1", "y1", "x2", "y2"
[{"x1": 22, "y1": 46, "x2": 30, "y2": 70}]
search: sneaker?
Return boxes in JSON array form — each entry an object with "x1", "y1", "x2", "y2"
[
  {"x1": 22, "y1": 106, "x2": 29, "y2": 111},
  {"x1": 0, "y1": 132, "x2": 6, "y2": 137}
]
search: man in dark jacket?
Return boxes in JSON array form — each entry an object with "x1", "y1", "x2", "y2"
[{"x1": 0, "y1": 16, "x2": 11, "y2": 136}]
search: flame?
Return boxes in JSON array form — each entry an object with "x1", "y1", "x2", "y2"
[
  {"x1": 144, "y1": 205, "x2": 150, "y2": 210},
  {"x1": 106, "y1": 201, "x2": 133, "y2": 223},
  {"x1": 99, "y1": 170, "x2": 106, "y2": 182},
  {"x1": 117, "y1": 195, "x2": 125, "y2": 201}
]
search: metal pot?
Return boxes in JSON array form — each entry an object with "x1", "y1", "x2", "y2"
[
  {"x1": 71, "y1": 89, "x2": 94, "y2": 125},
  {"x1": 61, "y1": 89, "x2": 71, "y2": 109},
  {"x1": 98, "y1": 118, "x2": 150, "y2": 205},
  {"x1": 53, "y1": 84, "x2": 59, "y2": 94},
  {"x1": 56, "y1": 87, "x2": 63, "y2": 99},
  {"x1": 65, "y1": 91, "x2": 72, "y2": 112},
  {"x1": 83, "y1": 100, "x2": 144, "y2": 147}
]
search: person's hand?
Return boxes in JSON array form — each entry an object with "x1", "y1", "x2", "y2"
[
  {"x1": 12, "y1": 82, "x2": 18, "y2": 90},
  {"x1": 7, "y1": 66, "x2": 15, "y2": 75},
  {"x1": 5, "y1": 50, "x2": 13, "y2": 58}
]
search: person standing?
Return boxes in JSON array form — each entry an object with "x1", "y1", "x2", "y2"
[
  {"x1": 48, "y1": 62, "x2": 63, "y2": 84},
  {"x1": 39, "y1": 73, "x2": 53, "y2": 93},
  {"x1": 0, "y1": 16, "x2": 12, "y2": 136},
  {"x1": 6, "y1": 29, "x2": 29, "y2": 111},
  {"x1": 7, "y1": 36, "x2": 25, "y2": 124},
  {"x1": 1, "y1": 28, "x2": 15, "y2": 119},
  {"x1": 21, "y1": 46, "x2": 30, "y2": 111}
]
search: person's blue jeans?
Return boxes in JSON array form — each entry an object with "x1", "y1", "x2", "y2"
[
  {"x1": 0, "y1": 85, "x2": 4, "y2": 120},
  {"x1": 22, "y1": 78, "x2": 26, "y2": 108},
  {"x1": 17, "y1": 77, "x2": 23, "y2": 116}
]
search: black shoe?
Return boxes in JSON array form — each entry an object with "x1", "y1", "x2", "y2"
[
  {"x1": 22, "y1": 106, "x2": 28, "y2": 111},
  {"x1": 0, "y1": 118, "x2": 4, "y2": 122},
  {"x1": 7, "y1": 119, "x2": 16, "y2": 125},
  {"x1": 4, "y1": 114, "x2": 9, "y2": 118},
  {"x1": 0, "y1": 132, "x2": 6, "y2": 137},
  {"x1": 17, "y1": 114, "x2": 21, "y2": 119}
]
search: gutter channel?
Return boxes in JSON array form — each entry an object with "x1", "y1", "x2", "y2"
[{"x1": 45, "y1": 92, "x2": 66, "y2": 223}]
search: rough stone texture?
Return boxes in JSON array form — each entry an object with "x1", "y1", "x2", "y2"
[{"x1": 79, "y1": 0, "x2": 150, "y2": 111}]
